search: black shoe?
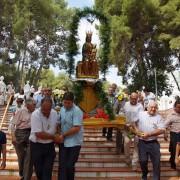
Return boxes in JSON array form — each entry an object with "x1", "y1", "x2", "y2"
[
  {"x1": 107, "y1": 137, "x2": 113, "y2": 142},
  {"x1": 171, "y1": 164, "x2": 176, "y2": 170},
  {"x1": 141, "y1": 176, "x2": 147, "y2": 180}
]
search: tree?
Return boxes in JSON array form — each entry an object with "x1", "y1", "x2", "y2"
[
  {"x1": 38, "y1": 69, "x2": 72, "y2": 90},
  {"x1": 158, "y1": 0, "x2": 180, "y2": 90},
  {"x1": 0, "y1": 0, "x2": 73, "y2": 89},
  {"x1": 95, "y1": 0, "x2": 178, "y2": 95}
]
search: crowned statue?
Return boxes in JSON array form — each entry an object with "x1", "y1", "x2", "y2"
[{"x1": 76, "y1": 31, "x2": 99, "y2": 79}]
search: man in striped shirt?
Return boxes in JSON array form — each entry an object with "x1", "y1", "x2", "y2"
[
  {"x1": 165, "y1": 99, "x2": 180, "y2": 169},
  {"x1": 134, "y1": 101, "x2": 165, "y2": 180}
]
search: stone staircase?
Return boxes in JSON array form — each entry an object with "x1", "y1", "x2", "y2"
[{"x1": 0, "y1": 106, "x2": 180, "y2": 180}]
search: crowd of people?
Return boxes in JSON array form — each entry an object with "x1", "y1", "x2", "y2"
[
  {"x1": 0, "y1": 78, "x2": 179, "y2": 180},
  {"x1": 101, "y1": 83, "x2": 180, "y2": 180},
  {"x1": 0, "y1": 78, "x2": 83, "y2": 180},
  {"x1": 8, "y1": 90, "x2": 82, "y2": 180}
]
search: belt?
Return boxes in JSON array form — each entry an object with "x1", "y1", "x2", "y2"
[
  {"x1": 16, "y1": 128, "x2": 31, "y2": 131},
  {"x1": 170, "y1": 131, "x2": 180, "y2": 134},
  {"x1": 30, "y1": 141, "x2": 54, "y2": 145},
  {"x1": 139, "y1": 139, "x2": 157, "y2": 143}
]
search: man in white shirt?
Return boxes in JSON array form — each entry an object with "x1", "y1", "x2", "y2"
[
  {"x1": 30, "y1": 97, "x2": 61, "y2": 180},
  {"x1": 134, "y1": 101, "x2": 165, "y2": 180},
  {"x1": 123, "y1": 92, "x2": 144, "y2": 170}
]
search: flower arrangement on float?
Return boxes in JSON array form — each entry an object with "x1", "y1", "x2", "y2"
[{"x1": 83, "y1": 107, "x2": 109, "y2": 120}]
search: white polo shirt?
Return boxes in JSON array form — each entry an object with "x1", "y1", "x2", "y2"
[
  {"x1": 123, "y1": 102, "x2": 144, "y2": 123},
  {"x1": 136, "y1": 111, "x2": 165, "y2": 141},
  {"x1": 29, "y1": 108, "x2": 58, "y2": 143}
]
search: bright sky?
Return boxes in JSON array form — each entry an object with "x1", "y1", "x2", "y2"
[
  {"x1": 54, "y1": 0, "x2": 123, "y2": 86},
  {"x1": 66, "y1": 0, "x2": 94, "y2": 8}
]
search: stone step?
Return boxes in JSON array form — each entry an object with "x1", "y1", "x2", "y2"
[
  {"x1": 0, "y1": 176, "x2": 179, "y2": 180},
  {"x1": 5, "y1": 145, "x2": 171, "y2": 153},
  {"x1": 0, "y1": 165, "x2": 179, "y2": 177},
  {"x1": 75, "y1": 167, "x2": 180, "y2": 178},
  {"x1": 2, "y1": 157, "x2": 174, "y2": 168},
  {"x1": 0, "y1": 106, "x2": 179, "y2": 179}
]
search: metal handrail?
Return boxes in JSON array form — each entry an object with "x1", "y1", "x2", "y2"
[{"x1": 0, "y1": 95, "x2": 12, "y2": 130}]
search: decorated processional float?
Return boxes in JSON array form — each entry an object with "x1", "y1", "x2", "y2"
[
  {"x1": 74, "y1": 31, "x2": 115, "y2": 123},
  {"x1": 67, "y1": 8, "x2": 145, "y2": 143},
  {"x1": 66, "y1": 8, "x2": 127, "y2": 131}
]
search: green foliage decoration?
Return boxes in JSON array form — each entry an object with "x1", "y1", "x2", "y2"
[
  {"x1": 72, "y1": 81, "x2": 85, "y2": 105},
  {"x1": 72, "y1": 80, "x2": 115, "y2": 120},
  {"x1": 67, "y1": 7, "x2": 111, "y2": 78}
]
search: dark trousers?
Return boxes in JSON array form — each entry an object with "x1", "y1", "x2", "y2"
[
  {"x1": 116, "y1": 129, "x2": 124, "y2": 154},
  {"x1": 102, "y1": 127, "x2": 113, "y2": 140},
  {"x1": 58, "y1": 143, "x2": 81, "y2": 180},
  {"x1": 138, "y1": 140, "x2": 160, "y2": 180},
  {"x1": 15, "y1": 129, "x2": 32, "y2": 180},
  {"x1": 30, "y1": 142, "x2": 56, "y2": 180},
  {"x1": 169, "y1": 131, "x2": 179, "y2": 168},
  {"x1": 9, "y1": 95, "x2": 14, "y2": 106}
]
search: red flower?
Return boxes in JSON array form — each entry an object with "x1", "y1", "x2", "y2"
[
  {"x1": 83, "y1": 113, "x2": 90, "y2": 119},
  {"x1": 94, "y1": 108, "x2": 109, "y2": 120}
]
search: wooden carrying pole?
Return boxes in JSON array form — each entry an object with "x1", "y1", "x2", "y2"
[{"x1": 0, "y1": 95, "x2": 12, "y2": 130}]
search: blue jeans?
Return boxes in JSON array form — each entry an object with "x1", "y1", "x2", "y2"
[
  {"x1": 138, "y1": 139, "x2": 160, "y2": 180},
  {"x1": 58, "y1": 143, "x2": 81, "y2": 180}
]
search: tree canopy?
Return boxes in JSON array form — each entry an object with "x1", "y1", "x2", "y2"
[
  {"x1": 0, "y1": 0, "x2": 73, "y2": 89},
  {"x1": 38, "y1": 69, "x2": 72, "y2": 90},
  {"x1": 95, "y1": 0, "x2": 180, "y2": 95},
  {"x1": 0, "y1": 0, "x2": 179, "y2": 94}
]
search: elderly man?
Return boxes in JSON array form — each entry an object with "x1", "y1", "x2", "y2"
[
  {"x1": 58, "y1": 92, "x2": 83, "y2": 180},
  {"x1": 165, "y1": 99, "x2": 180, "y2": 169},
  {"x1": 29, "y1": 97, "x2": 60, "y2": 180},
  {"x1": 134, "y1": 101, "x2": 165, "y2": 180},
  {"x1": 13, "y1": 98, "x2": 36, "y2": 180},
  {"x1": 123, "y1": 92, "x2": 144, "y2": 170}
]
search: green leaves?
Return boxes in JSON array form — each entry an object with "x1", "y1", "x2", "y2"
[
  {"x1": 95, "y1": 0, "x2": 179, "y2": 95},
  {"x1": 0, "y1": 0, "x2": 73, "y2": 88}
]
